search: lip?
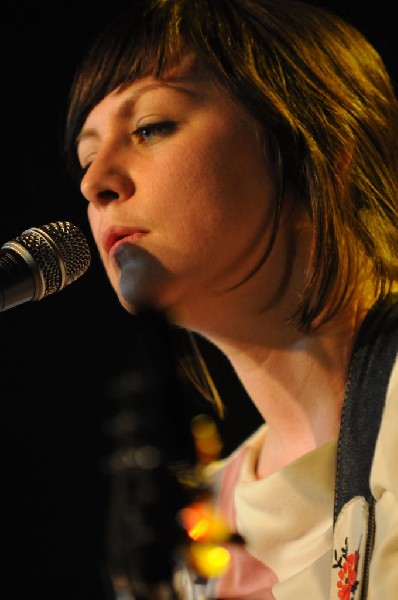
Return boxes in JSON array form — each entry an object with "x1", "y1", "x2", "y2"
[{"x1": 102, "y1": 225, "x2": 149, "y2": 256}]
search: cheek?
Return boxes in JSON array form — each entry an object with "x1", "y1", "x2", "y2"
[
  {"x1": 161, "y1": 128, "x2": 276, "y2": 284},
  {"x1": 165, "y1": 135, "x2": 273, "y2": 244}
]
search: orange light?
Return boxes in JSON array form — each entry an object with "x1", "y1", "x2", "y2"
[
  {"x1": 189, "y1": 518, "x2": 211, "y2": 541},
  {"x1": 179, "y1": 501, "x2": 231, "y2": 543}
]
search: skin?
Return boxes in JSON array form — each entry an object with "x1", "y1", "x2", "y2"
[{"x1": 78, "y1": 54, "x2": 366, "y2": 477}]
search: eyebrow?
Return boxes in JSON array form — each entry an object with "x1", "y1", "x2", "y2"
[
  {"x1": 76, "y1": 77, "x2": 203, "y2": 147},
  {"x1": 117, "y1": 79, "x2": 201, "y2": 118}
]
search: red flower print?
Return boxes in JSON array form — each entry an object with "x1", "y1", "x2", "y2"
[{"x1": 333, "y1": 538, "x2": 360, "y2": 599}]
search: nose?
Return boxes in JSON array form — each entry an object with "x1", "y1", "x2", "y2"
[{"x1": 80, "y1": 150, "x2": 135, "y2": 205}]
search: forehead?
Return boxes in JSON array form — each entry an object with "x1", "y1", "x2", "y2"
[
  {"x1": 79, "y1": 51, "x2": 214, "y2": 124},
  {"x1": 154, "y1": 49, "x2": 204, "y2": 81},
  {"x1": 113, "y1": 49, "x2": 211, "y2": 106},
  {"x1": 118, "y1": 50, "x2": 212, "y2": 104},
  {"x1": 78, "y1": 52, "x2": 239, "y2": 134}
]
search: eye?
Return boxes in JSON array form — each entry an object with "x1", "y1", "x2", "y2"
[
  {"x1": 78, "y1": 163, "x2": 91, "y2": 181},
  {"x1": 132, "y1": 120, "x2": 177, "y2": 144},
  {"x1": 77, "y1": 151, "x2": 96, "y2": 180},
  {"x1": 81, "y1": 164, "x2": 90, "y2": 175}
]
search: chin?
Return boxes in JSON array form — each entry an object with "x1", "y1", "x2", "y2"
[
  {"x1": 116, "y1": 286, "x2": 166, "y2": 315},
  {"x1": 115, "y1": 291, "x2": 135, "y2": 314}
]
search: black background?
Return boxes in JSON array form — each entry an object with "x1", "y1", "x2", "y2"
[{"x1": 1, "y1": 3, "x2": 396, "y2": 598}]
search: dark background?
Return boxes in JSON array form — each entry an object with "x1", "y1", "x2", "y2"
[{"x1": 1, "y1": 3, "x2": 396, "y2": 598}]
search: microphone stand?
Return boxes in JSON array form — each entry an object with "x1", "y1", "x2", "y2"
[{"x1": 102, "y1": 308, "x2": 207, "y2": 600}]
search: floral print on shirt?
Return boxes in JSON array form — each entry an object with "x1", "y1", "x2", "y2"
[{"x1": 333, "y1": 537, "x2": 360, "y2": 599}]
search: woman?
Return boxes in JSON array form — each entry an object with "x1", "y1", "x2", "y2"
[{"x1": 63, "y1": 0, "x2": 398, "y2": 598}]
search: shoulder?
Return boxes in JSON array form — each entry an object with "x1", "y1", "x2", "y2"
[
  {"x1": 371, "y1": 355, "x2": 398, "y2": 499},
  {"x1": 369, "y1": 293, "x2": 398, "y2": 494},
  {"x1": 368, "y1": 357, "x2": 398, "y2": 598}
]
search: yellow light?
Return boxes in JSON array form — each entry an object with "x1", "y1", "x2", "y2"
[
  {"x1": 190, "y1": 414, "x2": 223, "y2": 463},
  {"x1": 189, "y1": 542, "x2": 231, "y2": 578}
]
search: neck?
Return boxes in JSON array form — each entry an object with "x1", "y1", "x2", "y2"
[{"x1": 204, "y1": 300, "x2": 369, "y2": 476}]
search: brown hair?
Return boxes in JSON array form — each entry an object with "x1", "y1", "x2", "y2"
[{"x1": 64, "y1": 0, "x2": 398, "y2": 331}]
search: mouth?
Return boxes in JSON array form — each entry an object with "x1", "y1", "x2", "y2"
[{"x1": 103, "y1": 226, "x2": 149, "y2": 256}]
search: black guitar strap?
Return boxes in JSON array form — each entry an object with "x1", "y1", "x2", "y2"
[{"x1": 333, "y1": 293, "x2": 398, "y2": 597}]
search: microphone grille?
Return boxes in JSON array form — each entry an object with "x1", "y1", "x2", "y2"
[{"x1": 12, "y1": 220, "x2": 91, "y2": 297}]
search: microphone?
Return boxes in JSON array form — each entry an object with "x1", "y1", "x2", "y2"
[{"x1": 0, "y1": 220, "x2": 91, "y2": 312}]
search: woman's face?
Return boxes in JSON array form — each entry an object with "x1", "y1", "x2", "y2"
[{"x1": 77, "y1": 55, "x2": 279, "y2": 324}]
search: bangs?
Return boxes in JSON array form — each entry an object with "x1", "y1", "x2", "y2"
[
  {"x1": 80, "y1": 5, "x2": 186, "y2": 94},
  {"x1": 63, "y1": 0, "x2": 260, "y2": 181},
  {"x1": 64, "y1": 2, "x2": 188, "y2": 181},
  {"x1": 63, "y1": 0, "x2": 271, "y2": 182}
]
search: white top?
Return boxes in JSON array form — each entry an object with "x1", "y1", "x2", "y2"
[{"x1": 174, "y1": 358, "x2": 398, "y2": 599}]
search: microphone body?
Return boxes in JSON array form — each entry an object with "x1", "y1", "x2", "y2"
[{"x1": 0, "y1": 221, "x2": 91, "y2": 311}]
